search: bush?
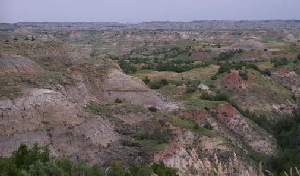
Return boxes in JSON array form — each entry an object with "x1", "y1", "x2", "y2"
[
  {"x1": 193, "y1": 123, "x2": 199, "y2": 130},
  {"x1": 148, "y1": 79, "x2": 169, "y2": 89},
  {"x1": 143, "y1": 77, "x2": 150, "y2": 84},
  {"x1": 210, "y1": 75, "x2": 218, "y2": 80},
  {"x1": 115, "y1": 98, "x2": 123, "y2": 104},
  {"x1": 200, "y1": 92, "x2": 228, "y2": 101},
  {"x1": 261, "y1": 69, "x2": 271, "y2": 76},
  {"x1": 204, "y1": 122, "x2": 212, "y2": 130},
  {"x1": 160, "y1": 79, "x2": 168, "y2": 86},
  {"x1": 185, "y1": 86, "x2": 196, "y2": 93},
  {"x1": 148, "y1": 106, "x2": 158, "y2": 112},
  {"x1": 85, "y1": 102, "x2": 109, "y2": 115},
  {"x1": 239, "y1": 71, "x2": 248, "y2": 80},
  {"x1": 272, "y1": 58, "x2": 289, "y2": 68},
  {"x1": 137, "y1": 128, "x2": 173, "y2": 144}
]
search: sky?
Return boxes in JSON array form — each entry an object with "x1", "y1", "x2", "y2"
[{"x1": 1, "y1": 0, "x2": 300, "y2": 23}]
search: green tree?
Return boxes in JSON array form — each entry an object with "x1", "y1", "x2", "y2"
[
  {"x1": 12, "y1": 144, "x2": 29, "y2": 169},
  {"x1": 90, "y1": 165, "x2": 104, "y2": 176},
  {"x1": 151, "y1": 160, "x2": 178, "y2": 176},
  {"x1": 44, "y1": 160, "x2": 63, "y2": 176},
  {"x1": 28, "y1": 161, "x2": 47, "y2": 176},
  {"x1": 0, "y1": 158, "x2": 21, "y2": 176},
  {"x1": 106, "y1": 162, "x2": 126, "y2": 176},
  {"x1": 128, "y1": 163, "x2": 152, "y2": 176}
]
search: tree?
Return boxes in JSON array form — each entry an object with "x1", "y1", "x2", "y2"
[
  {"x1": 0, "y1": 158, "x2": 21, "y2": 176},
  {"x1": 44, "y1": 160, "x2": 63, "y2": 176},
  {"x1": 151, "y1": 160, "x2": 178, "y2": 176},
  {"x1": 90, "y1": 165, "x2": 104, "y2": 176},
  {"x1": 106, "y1": 162, "x2": 125, "y2": 176},
  {"x1": 12, "y1": 144, "x2": 29, "y2": 169},
  {"x1": 129, "y1": 163, "x2": 152, "y2": 176},
  {"x1": 28, "y1": 161, "x2": 47, "y2": 176}
]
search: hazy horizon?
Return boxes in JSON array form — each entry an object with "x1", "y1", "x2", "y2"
[{"x1": 1, "y1": 0, "x2": 300, "y2": 23}]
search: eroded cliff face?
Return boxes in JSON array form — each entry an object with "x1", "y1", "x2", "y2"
[
  {"x1": 211, "y1": 104, "x2": 276, "y2": 155},
  {"x1": 102, "y1": 69, "x2": 178, "y2": 110},
  {"x1": 0, "y1": 54, "x2": 177, "y2": 165},
  {"x1": 0, "y1": 88, "x2": 84, "y2": 135},
  {"x1": 153, "y1": 122, "x2": 258, "y2": 176}
]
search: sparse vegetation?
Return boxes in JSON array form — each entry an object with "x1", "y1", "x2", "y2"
[{"x1": 85, "y1": 102, "x2": 109, "y2": 115}]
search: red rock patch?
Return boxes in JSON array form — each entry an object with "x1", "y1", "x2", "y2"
[
  {"x1": 211, "y1": 104, "x2": 238, "y2": 122},
  {"x1": 154, "y1": 140, "x2": 181, "y2": 161},
  {"x1": 224, "y1": 70, "x2": 252, "y2": 88},
  {"x1": 177, "y1": 110, "x2": 208, "y2": 125}
]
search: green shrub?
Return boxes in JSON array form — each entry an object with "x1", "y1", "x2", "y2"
[
  {"x1": 239, "y1": 71, "x2": 248, "y2": 80},
  {"x1": 193, "y1": 123, "x2": 199, "y2": 130},
  {"x1": 261, "y1": 69, "x2": 271, "y2": 76},
  {"x1": 148, "y1": 79, "x2": 169, "y2": 89},
  {"x1": 137, "y1": 129, "x2": 172, "y2": 144},
  {"x1": 85, "y1": 102, "x2": 109, "y2": 115},
  {"x1": 204, "y1": 122, "x2": 212, "y2": 130},
  {"x1": 185, "y1": 86, "x2": 196, "y2": 93},
  {"x1": 210, "y1": 75, "x2": 218, "y2": 80},
  {"x1": 115, "y1": 98, "x2": 123, "y2": 104},
  {"x1": 143, "y1": 76, "x2": 150, "y2": 84},
  {"x1": 148, "y1": 106, "x2": 158, "y2": 112}
]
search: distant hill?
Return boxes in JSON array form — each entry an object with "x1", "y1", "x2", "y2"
[{"x1": 1, "y1": 20, "x2": 300, "y2": 31}]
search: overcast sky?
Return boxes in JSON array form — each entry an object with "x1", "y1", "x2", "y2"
[{"x1": 1, "y1": 0, "x2": 299, "y2": 23}]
